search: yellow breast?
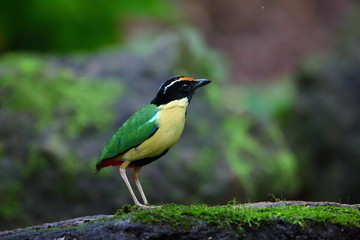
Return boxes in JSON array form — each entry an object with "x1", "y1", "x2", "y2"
[{"x1": 121, "y1": 98, "x2": 188, "y2": 162}]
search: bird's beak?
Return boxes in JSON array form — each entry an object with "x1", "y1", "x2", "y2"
[{"x1": 194, "y1": 79, "x2": 211, "y2": 89}]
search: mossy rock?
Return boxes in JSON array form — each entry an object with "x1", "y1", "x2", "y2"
[{"x1": 1, "y1": 201, "x2": 359, "y2": 240}]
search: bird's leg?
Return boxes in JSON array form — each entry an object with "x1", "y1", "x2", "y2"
[
  {"x1": 132, "y1": 167, "x2": 162, "y2": 209},
  {"x1": 119, "y1": 162, "x2": 160, "y2": 209},
  {"x1": 132, "y1": 167, "x2": 149, "y2": 205},
  {"x1": 119, "y1": 162, "x2": 142, "y2": 206}
]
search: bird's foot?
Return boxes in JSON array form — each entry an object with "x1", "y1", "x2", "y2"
[{"x1": 137, "y1": 204, "x2": 162, "y2": 210}]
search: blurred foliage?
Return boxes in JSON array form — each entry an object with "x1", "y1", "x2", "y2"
[
  {"x1": 285, "y1": 18, "x2": 360, "y2": 202},
  {"x1": 223, "y1": 116, "x2": 299, "y2": 197},
  {"x1": 0, "y1": 0, "x2": 178, "y2": 52},
  {"x1": 0, "y1": 54, "x2": 122, "y2": 136},
  {"x1": 169, "y1": 29, "x2": 299, "y2": 199},
  {"x1": 175, "y1": 28, "x2": 228, "y2": 84},
  {"x1": 0, "y1": 162, "x2": 21, "y2": 221},
  {"x1": 0, "y1": 53, "x2": 122, "y2": 223},
  {"x1": 0, "y1": 25, "x2": 300, "y2": 228},
  {"x1": 219, "y1": 80, "x2": 299, "y2": 198},
  {"x1": 141, "y1": 28, "x2": 300, "y2": 200},
  {"x1": 0, "y1": 0, "x2": 358, "y2": 231},
  {"x1": 122, "y1": 27, "x2": 227, "y2": 84}
]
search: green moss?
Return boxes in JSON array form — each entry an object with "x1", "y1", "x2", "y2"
[
  {"x1": 26, "y1": 203, "x2": 360, "y2": 234},
  {"x1": 115, "y1": 204, "x2": 360, "y2": 231},
  {"x1": 116, "y1": 204, "x2": 142, "y2": 215}
]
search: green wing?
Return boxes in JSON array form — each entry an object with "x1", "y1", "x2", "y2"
[{"x1": 97, "y1": 104, "x2": 159, "y2": 163}]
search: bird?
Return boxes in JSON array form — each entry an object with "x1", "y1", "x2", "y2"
[{"x1": 96, "y1": 76, "x2": 211, "y2": 208}]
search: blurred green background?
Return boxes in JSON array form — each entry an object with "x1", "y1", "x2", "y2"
[{"x1": 1, "y1": 0, "x2": 360, "y2": 230}]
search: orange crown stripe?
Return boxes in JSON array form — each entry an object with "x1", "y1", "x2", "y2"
[{"x1": 179, "y1": 76, "x2": 195, "y2": 81}]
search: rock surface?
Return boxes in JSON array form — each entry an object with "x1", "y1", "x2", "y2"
[{"x1": 1, "y1": 201, "x2": 359, "y2": 240}]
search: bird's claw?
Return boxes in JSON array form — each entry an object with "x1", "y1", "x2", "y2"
[{"x1": 138, "y1": 204, "x2": 162, "y2": 210}]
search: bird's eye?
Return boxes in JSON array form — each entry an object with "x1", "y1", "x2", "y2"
[{"x1": 183, "y1": 83, "x2": 190, "y2": 90}]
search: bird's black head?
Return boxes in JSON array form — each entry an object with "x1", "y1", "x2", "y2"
[{"x1": 151, "y1": 76, "x2": 211, "y2": 106}]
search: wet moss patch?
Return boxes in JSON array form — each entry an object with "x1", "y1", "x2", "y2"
[{"x1": 115, "y1": 203, "x2": 360, "y2": 231}]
